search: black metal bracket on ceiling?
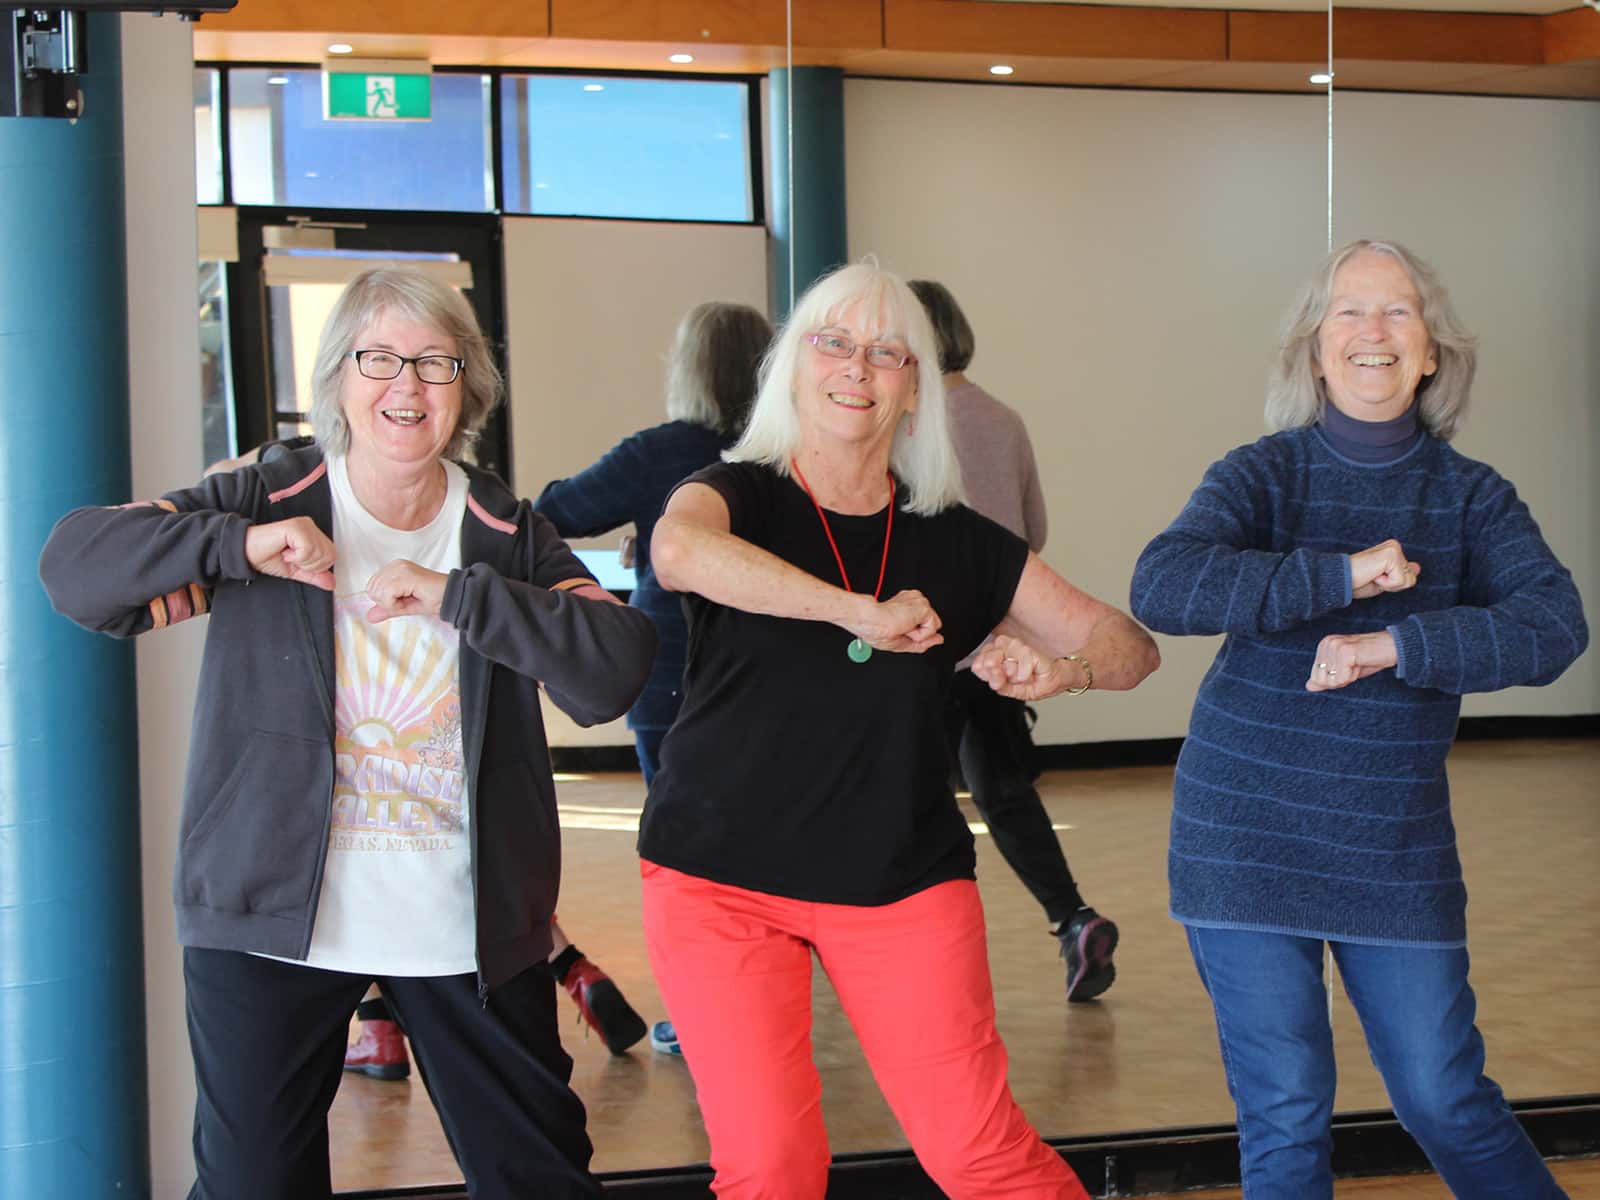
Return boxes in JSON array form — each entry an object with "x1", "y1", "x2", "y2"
[{"x1": 2, "y1": 2, "x2": 238, "y2": 120}]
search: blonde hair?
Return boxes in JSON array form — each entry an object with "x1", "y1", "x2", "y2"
[
  {"x1": 727, "y1": 261, "x2": 965, "y2": 515},
  {"x1": 663, "y1": 302, "x2": 774, "y2": 434},
  {"x1": 309, "y1": 267, "x2": 501, "y2": 458},
  {"x1": 1265, "y1": 239, "x2": 1477, "y2": 441}
]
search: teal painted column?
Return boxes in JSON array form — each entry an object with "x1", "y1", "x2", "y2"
[
  {"x1": 0, "y1": 15, "x2": 151, "y2": 1198},
  {"x1": 767, "y1": 67, "x2": 848, "y2": 321}
]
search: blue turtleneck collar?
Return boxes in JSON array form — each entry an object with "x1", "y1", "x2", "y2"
[{"x1": 1318, "y1": 400, "x2": 1422, "y2": 464}]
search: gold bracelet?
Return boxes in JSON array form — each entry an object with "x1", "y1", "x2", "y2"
[{"x1": 1059, "y1": 653, "x2": 1092, "y2": 696}]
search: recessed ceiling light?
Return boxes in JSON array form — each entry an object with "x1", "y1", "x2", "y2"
[
  {"x1": 669, "y1": 53, "x2": 695, "y2": 64},
  {"x1": 266, "y1": 75, "x2": 289, "y2": 86},
  {"x1": 1309, "y1": 72, "x2": 1334, "y2": 85},
  {"x1": 583, "y1": 83, "x2": 604, "y2": 92},
  {"x1": 989, "y1": 65, "x2": 1014, "y2": 76},
  {"x1": 327, "y1": 43, "x2": 353, "y2": 55}
]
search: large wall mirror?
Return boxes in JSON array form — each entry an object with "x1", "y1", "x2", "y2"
[{"x1": 174, "y1": 2, "x2": 1596, "y2": 1194}]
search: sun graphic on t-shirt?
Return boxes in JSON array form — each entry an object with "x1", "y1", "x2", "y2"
[{"x1": 334, "y1": 593, "x2": 458, "y2": 736}]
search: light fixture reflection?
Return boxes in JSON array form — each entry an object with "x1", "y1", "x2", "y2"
[
  {"x1": 1309, "y1": 72, "x2": 1334, "y2": 85},
  {"x1": 327, "y1": 43, "x2": 354, "y2": 55},
  {"x1": 668, "y1": 53, "x2": 695, "y2": 64},
  {"x1": 989, "y1": 64, "x2": 1015, "y2": 76}
]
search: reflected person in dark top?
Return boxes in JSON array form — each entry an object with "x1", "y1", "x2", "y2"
[{"x1": 533, "y1": 300, "x2": 773, "y2": 784}]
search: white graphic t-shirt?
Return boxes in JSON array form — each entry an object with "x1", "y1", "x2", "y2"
[{"x1": 299, "y1": 454, "x2": 476, "y2": 976}]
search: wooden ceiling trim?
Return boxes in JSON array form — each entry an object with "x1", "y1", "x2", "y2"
[
  {"x1": 201, "y1": 0, "x2": 551, "y2": 39},
  {"x1": 1331, "y1": 10, "x2": 1542, "y2": 66},
  {"x1": 549, "y1": 0, "x2": 881, "y2": 51},
  {"x1": 1228, "y1": 12, "x2": 1324, "y2": 64},
  {"x1": 884, "y1": 0, "x2": 1227, "y2": 63},
  {"x1": 1543, "y1": 8, "x2": 1600, "y2": 66},
  {"x1": 191, "y1": 1, "x2": 1600, "y2": 95}
]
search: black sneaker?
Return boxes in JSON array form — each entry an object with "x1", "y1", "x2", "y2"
[{"x1": 1058, "y1": 908, "x2": 1119, "y2": 1002}]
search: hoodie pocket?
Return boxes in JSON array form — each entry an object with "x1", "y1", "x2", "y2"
[{"x1": 179, "y1": 731, "x2": 330, "y2": 916}]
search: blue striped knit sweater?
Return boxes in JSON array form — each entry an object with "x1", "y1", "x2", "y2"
[{"x1": 1130, "y1": 427, "x2": 1588, "y2": 947}]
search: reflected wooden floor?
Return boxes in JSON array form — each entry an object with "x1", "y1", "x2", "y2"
[{"x1": 329, "y1": 738, "x2": 1599, "y2": 1192}]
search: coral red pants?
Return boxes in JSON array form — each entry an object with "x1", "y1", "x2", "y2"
[{"x1": 640, "y1": 862, "x2": 1088, "y2": 1200}]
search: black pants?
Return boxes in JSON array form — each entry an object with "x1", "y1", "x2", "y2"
[
  {"x1": 183, "y1": 947, "x2": 601, "y2": 1200},
  {"x1": 948, "y1": 670, "x2": 1083, "y2": 926}
]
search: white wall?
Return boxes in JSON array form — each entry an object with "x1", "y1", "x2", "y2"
[
  {"x1": 500, "y1": 217, "x2": 768, "y2": 747},
  {"x1": 122, "y1": 14, "x2": 204, "y2": 1198},
  {"x1": 845, "y1": 79, "x2": 1600, "y2": 745}
]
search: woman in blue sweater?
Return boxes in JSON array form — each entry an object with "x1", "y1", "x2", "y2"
[{"x1": 1130, "y1": 239, "x2": 1587, "y2": 1199}]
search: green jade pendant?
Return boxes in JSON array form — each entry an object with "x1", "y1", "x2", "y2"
[{"x1": 847, "y1": 637, "x2": 873, "y2": 664}]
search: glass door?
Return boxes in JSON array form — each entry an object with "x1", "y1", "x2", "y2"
[{"x1": 228, "y1": 210, "x2": 509, "y2": 478}]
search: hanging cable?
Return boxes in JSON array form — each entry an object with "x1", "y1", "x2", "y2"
[
  {"x1": 1324, "y1": 0, "x2": 1336, "y2": 1022},
  {"x1": 780, "y1": 0, "x2": 793, "y2": 316},
  {"x1": 1326, "y1": 0, "x2": 1335, "y2": 253}
]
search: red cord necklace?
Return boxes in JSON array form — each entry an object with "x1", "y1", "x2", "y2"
[{"x1": 790, "y1": 458, "x2": 895, "y2": 663}]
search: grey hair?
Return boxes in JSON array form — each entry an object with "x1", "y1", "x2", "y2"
[
  {"x1": 309, "y1": 267, "x2": 502, "y2": 459},
  {"x1": 726, "y1": 260, "x2": 965, "y2": 515},
  {"x1": 907, "y1": 279, "x2": 975, "y2": 375},
  {"x1": 664, "y1": 302, "x2": 775, "y2": 434},
  {"x1": 1265, "y1": 238, "x2": 1476, "y2": 441}
]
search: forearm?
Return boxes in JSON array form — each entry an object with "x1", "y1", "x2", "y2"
[
  {"x1": 1388, "y1": 583, "x2": 1589, "y2": 694},
  {"x1": 39, "y1": 500, "x2": 253, "y2": 635},
  {"x1": 442, "y1": 564, "x2": 658, "y2": 725},
  {"x1": 1131, "y1": 535, "x2": 1352, "y2": 636},
  {"x1": 1063, "y1": 609, "x2": 1161, "y2": 691},
  {"x1": 652, "y1": 513, "x2": 868, "y2": 630}
]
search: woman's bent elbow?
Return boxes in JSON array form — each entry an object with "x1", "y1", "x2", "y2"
[{"x1": 650, "y1": 521, "x2": 691, "y2": 593}]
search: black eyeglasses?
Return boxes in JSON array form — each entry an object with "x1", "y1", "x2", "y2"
[
  {"x1": 350, "y1": 350, "x2": 464, "y2": 385},
  {"x1": 806, "y1": 333, "x2": 915, "y2": 371}
]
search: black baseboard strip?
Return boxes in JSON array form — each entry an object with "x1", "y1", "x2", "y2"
[
  {"x1": 1453, "y1": 714, "x2": 1599, "y2": 741},
  {"x1": 342, "y1": 1095, "x2": 1600, "y2": 1199},
  {"x1": 552, "y1": 716, "x2": 1596, "y2": 777},
  {"x1": 551, "y1": 745, "x2": 646, "y2": 774}
]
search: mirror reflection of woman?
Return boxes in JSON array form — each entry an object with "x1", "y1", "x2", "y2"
[
  {"x1": 534, "y1": 301, "x2": 774, "y2": 786},
  {"x1": 1131, "y1": 240, "x2": 1587, "y2": 1200},
  {"x1": 40, "y1": 267, "x2": 656, "y2": 1199},
  {"x1": 639, "y1": 262, "x2": 1160, "y2": 1199}
]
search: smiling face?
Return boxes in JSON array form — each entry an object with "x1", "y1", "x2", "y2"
[
  {"x1": 340, "y1": 309, "x2": 463, "y2": 474},
  {"x1": 795, "y1": 302, "x2": 918, "y2": 457},
  {"x1": 1315, "y1": 249, "x2": 1438, "y2": 423}
]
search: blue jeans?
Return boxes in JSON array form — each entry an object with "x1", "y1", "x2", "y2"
[{"x1": 1185, "y1": 926, "x2": 1567, "y2": 1200}]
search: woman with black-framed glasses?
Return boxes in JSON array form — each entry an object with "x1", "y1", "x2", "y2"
[{"x1": 40, "y1": 266, "x2": 656, "y2": 1200}]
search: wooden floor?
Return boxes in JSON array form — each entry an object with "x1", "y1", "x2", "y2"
[
  {"x1": 1151, "y1": 1156, "x2": 1600, "y2": 1197},
  {"x1": 328, "y1": 738, "x2": 1599, "y2": 1194}
]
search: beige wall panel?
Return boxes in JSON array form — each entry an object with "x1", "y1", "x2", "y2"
[
  {"x1": 845, "y1": 78, "x2": 1599, "y2": 744},
  {"x1": 122, "y1": 14, "x2": 205, "y2": 1199},
  {"x1": 1328, "y1": 90, "x2": 1598, "y2": 723},
  {"x1": 501, "y1": 217, "x2": 767, "y2": 745}
]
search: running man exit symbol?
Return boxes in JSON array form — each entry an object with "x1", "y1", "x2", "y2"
[{"x1": 366, "y1": 76, "x2": 397, "y2": 117}]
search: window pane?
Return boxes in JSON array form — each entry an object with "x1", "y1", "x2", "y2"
[
  {"x1": 228, "y1": 68, "x2": 492, "y2": 212},
  {"x1": 573, "y1": 549, "x2": 637, "y2": 594},
  {"x1": 501, "y1": 75, "x2": 752, "y2": 221},
  {"x1": 195, "y1": 68, "x2": 222, "y2": 204},
  {"x1": 199, "y1": 261, "x2": 235, "y2": 464}
]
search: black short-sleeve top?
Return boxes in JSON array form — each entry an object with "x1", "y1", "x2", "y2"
[{"x1": 637, "y1": 461, "x2": 1030, "y2": 905}]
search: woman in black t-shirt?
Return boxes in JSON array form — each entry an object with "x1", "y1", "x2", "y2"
[{"x1": 640, "y1": 261, "x2": 1159, "y2": 1200}]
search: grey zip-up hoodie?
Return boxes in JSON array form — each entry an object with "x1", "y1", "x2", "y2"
[{"x1": 39, "y1": 444, "x2": 656, "y2": 990}]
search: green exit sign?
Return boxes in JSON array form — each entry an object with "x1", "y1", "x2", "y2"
[{"x1": 324, "y1": 59, "x2": 432, "y2": 121}]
